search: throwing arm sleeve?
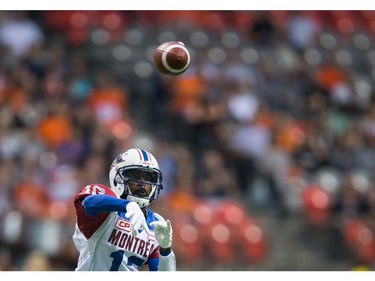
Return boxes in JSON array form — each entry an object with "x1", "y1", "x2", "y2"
[{"x1": 82, "y1": 194, "x2": 128, "y2": 216}]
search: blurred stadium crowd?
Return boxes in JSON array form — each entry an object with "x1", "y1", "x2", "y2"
[{"x1": 1, "y1": 10, "x2": 375, "y2": 270}]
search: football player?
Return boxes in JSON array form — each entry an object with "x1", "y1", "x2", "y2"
[{"x1": 72, "y1": 148, "x2": 176, "y2": 271}]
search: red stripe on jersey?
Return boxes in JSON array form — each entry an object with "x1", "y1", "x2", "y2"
[
  {"x1": 74, "y1": 184, "x2": 117, "y2": 239},
  {"x1": 149, "y1": 245, "x2": 160, "y2": 260}
]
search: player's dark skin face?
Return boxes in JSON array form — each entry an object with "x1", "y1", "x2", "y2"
[{"x1": 127, "y1": 170, "x2": 153, "y2": 197}]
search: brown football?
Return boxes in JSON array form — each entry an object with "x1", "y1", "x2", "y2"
[{"x1": 153, "y1": 41, "x2": 190, "y2": 76}]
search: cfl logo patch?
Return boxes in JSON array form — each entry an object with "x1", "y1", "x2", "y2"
[{"x1": 115, "y1": 218, "x2": 131, "y2": 232}]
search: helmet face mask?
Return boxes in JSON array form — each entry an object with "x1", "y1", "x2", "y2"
[
  {"x1": 124, "y1": 168, "x2": 161, "y2": 187},
  {"x1": 109, "y1": 149, "x2": 163, "y2": 208}
]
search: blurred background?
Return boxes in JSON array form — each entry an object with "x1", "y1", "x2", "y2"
[{"x1": 0, "y1": 10, "x2": 375, "y2": 271}]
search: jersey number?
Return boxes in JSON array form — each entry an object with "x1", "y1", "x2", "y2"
[
  {"x1": 110, "y1": 250, "x2": 146, "y2": 271},
  {"x1": 81, "y1": 185, "x2": 106, "y2": 195}
]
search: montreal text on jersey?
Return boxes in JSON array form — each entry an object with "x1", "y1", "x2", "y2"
[{"x1": 108, "y1": 228, "x2": 156, "y2": 257}]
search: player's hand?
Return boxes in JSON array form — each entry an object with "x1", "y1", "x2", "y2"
[
  {"x1": 125, "y1": 201, "x2": 150, "y2": 236},
  {"x1": 150, "y1": 218, "x2": 173, "y2": 249}
]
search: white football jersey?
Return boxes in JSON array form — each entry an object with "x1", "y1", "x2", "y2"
[{"x1": 73, "y1": 184, "x2": 161, "y2": 271}]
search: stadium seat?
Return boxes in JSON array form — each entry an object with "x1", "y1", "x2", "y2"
[
  {"x1": 301, "y1": 184, "x2": 332, "y2": 226},
  {"x1": 172, "y1": 220, "x2": 204, "y2": 265},
  {"x1": 213, "y1": 199, "x2": 247, "y2": 228},
  {"x1": 343, "y1": 219, "x2": 375, "y2": 264},
  {"x1": 206, "y1": 219, "x2": 236, "y2": 265},
  {"x1": 237, "y1": 218, "x2": 268, "y2": 264}
]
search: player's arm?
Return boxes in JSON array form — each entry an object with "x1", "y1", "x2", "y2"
[
  {"x1": 75, "y1": 184, "x2": 122, "y2": 216},
  {"x1": 158, "y1": 248, "x2": 176, "y2": 271},
  {"x1": 82, "y1": 194, "x2": 128, "y2": 216},
  {"x1": 147, "y1": 247, "x2": 176, "y2": 271},
  {"x1": 82, "y1": 194, "x2": 151, "y2": 235}
]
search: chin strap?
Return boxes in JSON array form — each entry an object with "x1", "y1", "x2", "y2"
[{"x1": 158, "y1": 250, "x2": 176, "y2": 271}]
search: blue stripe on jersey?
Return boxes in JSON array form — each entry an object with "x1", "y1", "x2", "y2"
[
  {"x1": 82, "y1": 194, "x2": 129, "y2": 216},
  {"x1": 141, "y1": 149, "x2": 149, "y2": 161}
]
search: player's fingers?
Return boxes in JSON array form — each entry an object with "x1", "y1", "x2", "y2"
[
  {"x1": 166, "y1": 220, "x2": 171, "y2": 231},
  {"x1": 131, "y1": 213, "x2": 142, "y2": 230},
  {"x1": 150, "y1": 221, "x2": 166, "y2": 229},
  {"x1": 125, "y1": 209, "x2": 135, "y2": 219},
  {"x1": 153, "y1": 213, "x2": 166, "y2": 222},
  {"x1": 131, "y1": 227, "x2": 138, "y2": 236},
  {"x1": 127, "y1": 212, "x2": 136, "y2": 224},
  {"x1": 149, "y1": 221, "x2": 157, "y2": 228}
]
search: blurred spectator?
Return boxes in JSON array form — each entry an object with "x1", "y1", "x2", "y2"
[
  {"x1": 78, "y1": 152, "x2": 109, "y2": 188},
  {"x1": 331, "y1": 172, "x2": 370, "y2": 220},
  {"x1": 0, "y1": 248, "x2": 13, "y2": 270},
  {"x1": 152, "y1": 140, "x2": 179, "y2": 196},
  {"x1": 222, "y1": 50, "x2": 257, "y2": 85},
  {"x1": 88, "y1": 70, "x2": 129, "y2": 129},
  {"x1": 12, "y1": 179, "x2": 49, "y2": 219},
  {"x1": 286, "y1": 11, "x2": 321, "y2": 52},
  {"x1": 258, "y1": 133, "x2": 291, "y2": 219},
  {"x1": 293, "y1": 113, "x2": 333, "y2": 173},
  {"x1": 37, "y1": 102, "x2": 73, "y2": 150},
  {"x1": 0, "y1": 160, "x2": 13, "y2": 215},
  {"x1": 0, "y1": 11, "x2": 44, "y2": 59},
  {"x1": 20, "y1": 250, "x2": 52, "y2": 271},
  {"x1": 45, "y1": 164, "x2": 80, "y2": 204},
  {"x1": 227, "y1": 81, "x2": 259, "y2": 124},
  {"x1": 366, "y1": 184, "x2": 375, "y2": 224},
  {"x1": 195, "y1": 148, "x2": 241, "y2": 199},
  {"x1": 249, "y1": 11, "x2": 276, "y2": 47},
  {"x1": 161, "y1": 67, "x2": 209, "y2": 148},
  {"x1": 329, "y1": 125, "x2": 365, "y2": 172},
  {"x1": 67, "y1": 56, "x2": 93, "y2": 102},
  {"x1": 302, "y1": 86, "x2": 331, "y2": 119}
]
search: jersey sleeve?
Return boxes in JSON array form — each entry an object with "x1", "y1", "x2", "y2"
[
  {"x1": 146, "y1": 245, "x2": 161, "y2": 271},
  {"x1": 146, "y1": 213, "x2": 176, "y2": 271},
  {"x1": 74, "y1": 184, "x2": 118, "y2": 239}
]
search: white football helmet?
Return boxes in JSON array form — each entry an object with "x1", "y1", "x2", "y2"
[{"x1": 109, "y1": 148, "x2": 163, "y2": 208}]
